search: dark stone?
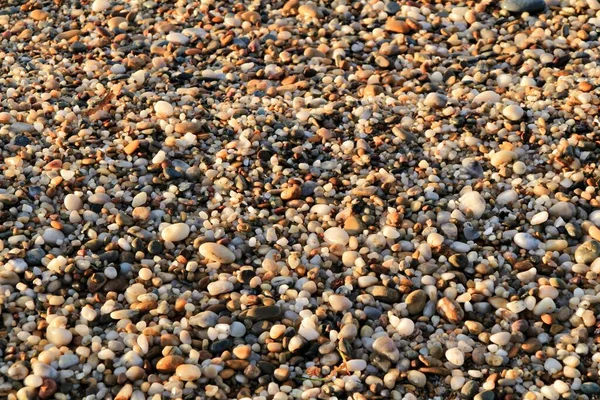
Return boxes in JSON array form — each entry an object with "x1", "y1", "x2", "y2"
[
  {"x1": 99, "y1": 251, "x2": 119, "y2": 263},
  {"x1": 84, "y1": 239, "x2": 105, "y2": 252},
  {"x1": 14, "y1": 135, "x2": 31, "y2": 146},
  {"x1": 25, "y1": 248, "x2": 46, "y2": 265},
  {"x1": 241, "y1": 306, "x2": 283, "y2": 321},
  {"x1": 147, "y1": 240, "x2": 163, "y2": 255},
  {"x1": 70, "y1": 41, "x2": 87, "y2": 53},
  {"x1": 461, "y1": 380, "x2": 480, "y2": 399},
  {"x1": 87, "y1": 273, "x2": 107, "y2": 293},
  {"x1": 210, "y1": 339, "x2": 232, "y2": 353},
  {"x1": 365, "y1": 286, "x2": 400, "y2": 303},
  {"x1": 385, "y1": 1, "x2": 400, "y2": 14}
]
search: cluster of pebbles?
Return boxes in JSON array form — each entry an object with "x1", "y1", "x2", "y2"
[{"x1": 1, "y1": 0, "x2": 600, "y2": 399}]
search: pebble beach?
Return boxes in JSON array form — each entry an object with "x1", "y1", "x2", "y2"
[{"x1": 1, "y1": 0, "x2": 600, "y2": 399}]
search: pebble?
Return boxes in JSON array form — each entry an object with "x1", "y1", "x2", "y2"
[
  {"x1": 328, "y1": 294, "x2": 352, "y2": 311},
  {"x1": 502, "y1": 104, "x2": 524, "y2": 121},
  {"x1": 64, "y1": 194, "x2": 83, "y2": 211},
  {"x1": 92, "y1": 0, "x2": 111, "y2": 12},
  {"x1": 199, "y1": 243, "x2": 236, "y2": 263},
  {"x1": 154, "y1": 101, "x2": 174, "y2": 118},
  {"x1": 446, "y1": 348, "x2": 465, "y2": 366},
  {"x1": 513, "y1": 232, "x2": 541, "y2": 250},
  {"x1": 396, "y1": 318, "x2": 415, "y2": 336},
  {"x1": 324, "y1": 227, "x2": 350, "y2": 245},
  {"x1": 530, "y1": 211, "x2": 548, "y2": 225},
  {"x1": 424, "y1": 92, "x2": 448, "y2": 108},
  {"x1": 459, "y1": 191, "x2": 486, "y2": 219},
  {"x1": 0, "y1": 2, "x2": 598, "y2": 400},
  {"x1": 502, "y1": 0, "x2": 546, "y2": 13},
  {"x1": 175, "y1": 365, "x2": 201, "y2": 381},
  {"x1": 161, "y1": 223, "x2": 190, "y2": 242},
  {"x1": 372, "y1": 336, "x2": 400, "y2": 362}
]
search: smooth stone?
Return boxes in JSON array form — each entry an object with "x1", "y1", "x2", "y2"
[
  {"x1": 88, "y1": 193, "x2": 110, "y2": 205},
  {"x1": 91, "y1": 0, "x2": 111, "y2": 12},
  {"x1": 462, "y1": 159, "x2": 484, "y2": 178},
  {"x1": 489, "y1": 332, "x2": 511, "y2": 346},
  {"x1": 175, "y1": 365, "x2": 201, "y2": 381},
  {"x1": 424, "y1": 92, "x2": 447, "y2": 108},
  {"x1": 459, "y1": 191, "x2": 486, "y2": 219},
  {"x1": 446, "y1": 348, "x2": 465, "y2": 366},
  {"x1": 396, "y1": 318, "x2": 415, "y2": 336},
  {"x1": 154, "y1": 101, "x2": 174, "y2": 118},
  {"x1": 207, "y1": 281, "x2": 234, "y2": 296},
  {"x1": 533, "y1": 298, "x2": 556, "y2": 316},
  {"x1": 199, "y1": 243, "x2": 236, "y2": 263},
  {"x1": 590, "y1": 210, "x2": 600, "y2": 226},
  {"x1": 406, "y1": 290, "x2": 427, "y2": 315},
  {"x1": 156, "y1": 355, "x2": 184, "y2": 373},
  {"x1": 166, "y1": 32, "x2": 189, "y2": 45},
  {"x1": 43, "y1": 228, "x2": 65, "y2": 245},
  {"x1": 328, "y1": 294, "x2": 352, "y2": 311},
  {"x1": 474, "y1": 390, "x2": 496, "y2": 400},
  {"x1": 407, "y1": 370, "x2": 427, "y2": 387},
  {"x1": 531, "y1": 211, "x2": 548, "y2": 225},
  {"x1": 490, "y1": 150, "x2": 516, "y2": 168},
  {"x1": 298, "y1": 3, "x2": 323, "y2": 18},
  {"x1": 437, "y1": 298, "x2": 464, "y2": 324},
  {"x1": 501, "y1": 0, "x2": 546, "y2": 13},
  {"x1": 242, "y1": 305, "x2": 282, "y2": 321},
  {"x1": 496, "y1": 189, "x2": 518, "y2": 206},
  {"x1": 513, "y1": 232, "x2": 540, "y2": 250},
  {"x1": 503, "y1": 104, "x2": 524, "y2": 121},
  {"x1": 161, "y1": 223, "x2": 190, "y2": 242},
  {"x1": 372, "y1": 336, "x2": 400, "y2": 362},
  {"x1": 132, "y1": 192, "x2": 147, "y2": 207},
  {"x1": 324, "y1": 227, "x2": 350, "y2": 245},
  {"x1": 346, "y1": 359, "x2": 367, "y2": 372},
  {"x1": 549, "y1": 202, "x2": 576, "y2": 220},
  {"x1": 366, "y1": 286, "x2": 400, "y2": 303},
  {"x1": 574, "y1": 241, "x2": 600, "y2": 264},
  {"x1": 189, "y1": 311, "x2": 218, "y2": 328},
  {"x1": 46, "y1": 327, "x2": 72, "y2": 346},
  {"x1": 64, "y1": 194, "x2": 83, "y2": 211},
  {"x1": 473, "y1": 90, "x2": 500, "y2": 104}
]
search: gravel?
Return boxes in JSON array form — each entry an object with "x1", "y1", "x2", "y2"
[{"x1": 1, "y1": 0, "x2": 600, "y2": 400}]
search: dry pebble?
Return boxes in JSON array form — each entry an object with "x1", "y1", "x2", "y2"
[{"x1": 1, "y1": 1, "x2": 600, "y2": 400}]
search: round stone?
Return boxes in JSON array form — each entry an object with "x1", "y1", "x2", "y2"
[
  {"x1": 396, "y1": 318, "x2": 415, "y2": 336},
  {"x1": 459, "y1": 191, "x2": 486, "y2": 219},
  {"x1": 161, "y1": 223, "x2": 190, "y2": 242},
  {"x1": 324, "y1": 227, "x2": 350, "y2": 245},
  {"x1": 175, "y1": 365, "x2": 201, "y2": 381},
  {"x1": 154, "y1": 101, "x2": 174, "y2": 118},
  {"x1": 328, "y1": 294, "x2": 352, "y2": 312},
  {"x1": 407, "y1": 370, "x2": 427, "y2": 387},
  {"x1": 446, "y1": 348, "x2": 465, "y2": 366},
  {"x1": 64, "y1": 194, "x2": 83, "y2": 211},
  {"x1": 46, "y1": 327, "x2": 72, "y2": 346},
  {"x1": 503, "y1": 104, "x2": 524, "y2": 121}
]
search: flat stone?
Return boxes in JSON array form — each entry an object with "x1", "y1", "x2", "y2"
[
  {"x1": 366, "y1": 286, "x2": 400, "y2": 303},
  {"x1": 241, "y1": 306, "x2": 282, "y2": 321},
  {"x1": 501, "y1": 0, "x2": 546, "y2": 13},
  {"x1": 199, "y1": 242, "x2": 236, "y2": 263}
]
